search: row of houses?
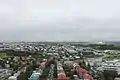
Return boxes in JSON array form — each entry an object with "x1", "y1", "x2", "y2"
[{"x1": 57, "y1": 62, "x2": 70, "y2": 80}]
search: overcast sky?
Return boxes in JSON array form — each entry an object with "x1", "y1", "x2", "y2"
[{"x1": 0, "y1": 0, "x2": 120, "y2": 42}]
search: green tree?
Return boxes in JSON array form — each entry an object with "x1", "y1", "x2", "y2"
[
  {"x1": 25, "y1": 66, "x2": 33, "y2": 79},
  {"x1": 86, "y1": 63, "x2": 91, "y2": 71},
  {"x1": 17, "y1": 72, "x2": 27, "y2": 80},
  {"x1": 81, "y1": 60, "x2": 86, "y2": 69}
]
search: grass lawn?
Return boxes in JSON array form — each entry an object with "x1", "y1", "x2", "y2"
[
  {"x1": 0, "y1": 52, "x2": 8, "y2": 59},
  {"x1": 103, "y1": 55, "x2": 120, "y2": 60}
]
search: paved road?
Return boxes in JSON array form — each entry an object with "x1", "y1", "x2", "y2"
[{"x1": 47, "y1": 64, "x2": 54, "y2": 80}]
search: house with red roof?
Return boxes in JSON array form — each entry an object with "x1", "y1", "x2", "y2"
[{"x1": 57, "y1": 72, "x2": 70, "y2": 80}]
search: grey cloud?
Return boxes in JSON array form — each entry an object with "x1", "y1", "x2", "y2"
[{"x1": 0, "y1": 0, "x2": 120, "y2": 41}]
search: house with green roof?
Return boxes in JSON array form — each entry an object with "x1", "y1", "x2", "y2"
[{"x1": 29, "y1": 70, "x2": 42, "y2": 80}]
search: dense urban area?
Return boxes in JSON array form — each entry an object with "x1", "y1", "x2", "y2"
[{"x1": 0, "y1": 42, "x2": 120, "y2": 80}]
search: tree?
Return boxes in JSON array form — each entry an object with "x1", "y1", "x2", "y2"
[
  {"x1": 86, "y1": 63, "x2": 91, "y2": 71},
  {"x1": 25, "y1": 66, "x2": 33, "y2": 78},
  {"x1": 17, "y1": 72, "x2": 27, "y2": 80},
  {"x1": 103, "y1": 70, "x2": 117, "y2": 80},
  {"x1": 40, "y1": 67, "x2": 50, "y2": 79},
  {"x1": 81, "y1": 60, "x2": 86, "y2": 69}
]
